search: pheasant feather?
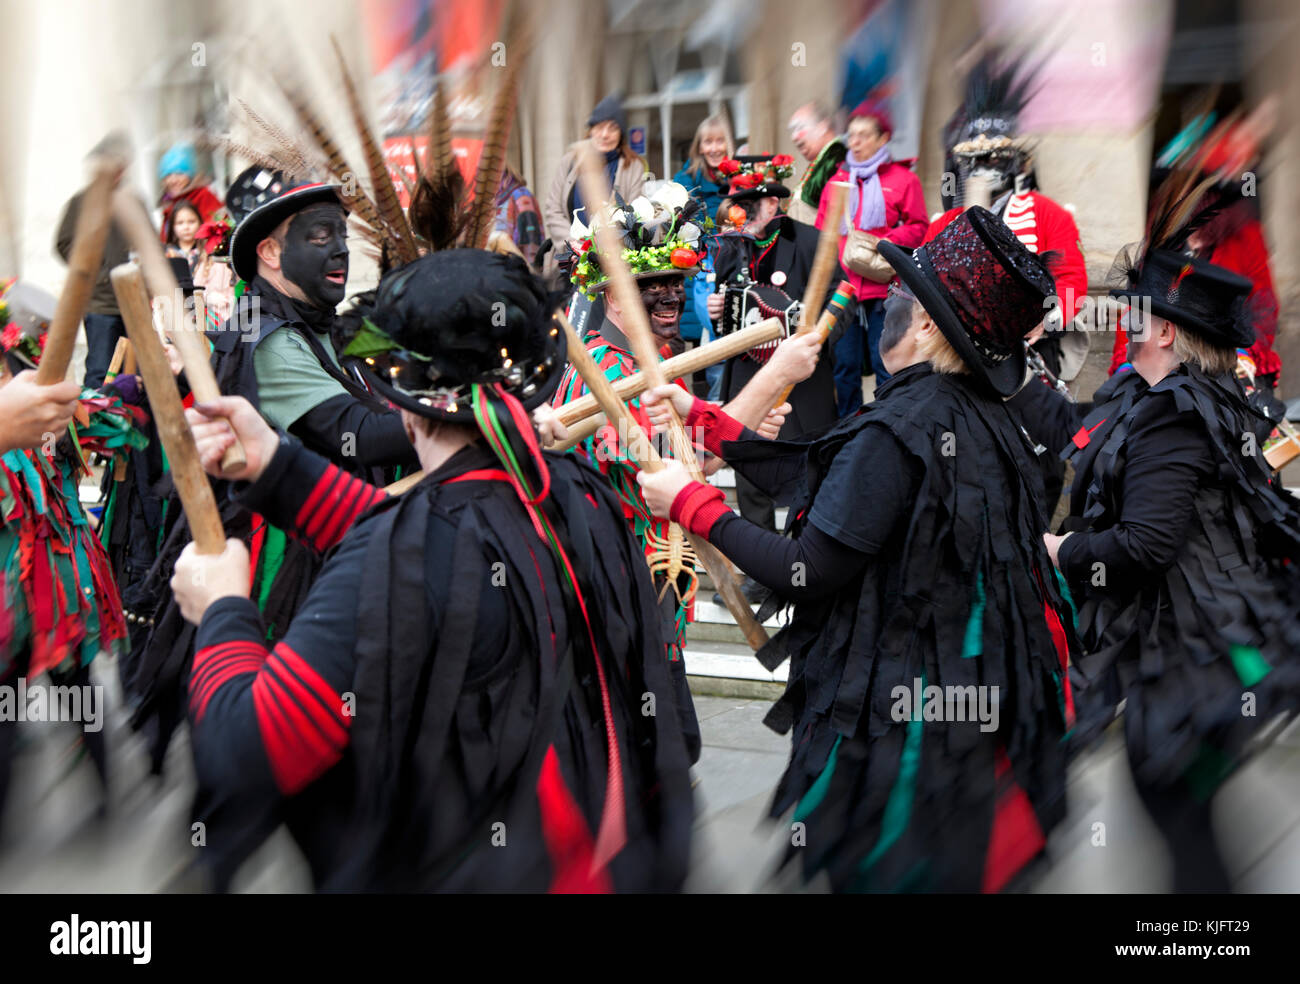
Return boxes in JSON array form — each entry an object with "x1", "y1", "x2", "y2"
[
  {"x1": 278, "y1": 72, "x2": 387, "y2": 239},
  {"x1": 331, "y1": 36, "x2": 419, "y2": 266},
  {"x1": 462, "y1": 7, "x2": 528, "y2": 249}
]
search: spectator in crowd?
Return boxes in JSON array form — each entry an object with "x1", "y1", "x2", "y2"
[
  {"x1": 165, "y1": 199, "x2": 204, "y2": 270},
  {"x1": 542, "y1": 94, "x2": 646, "y2": 287},
  {"x1": 787, "y1": 102, "x2": 847, "y2": 226},
  {"x1": 54, "y1": 156, "x2": 131, "y2": 389},
  {"x1": 819, "y1": 100, "x2": 926, "y2": 416},
  {"x1": 157, "y1": 142, "x2": 225, "y2": 243},
  {"x1": 674, "y1": 115, "x2": 735, "y2": 382}
]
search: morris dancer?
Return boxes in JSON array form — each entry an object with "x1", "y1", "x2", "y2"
[
  {"x1": 636, "y1": 208, "x2": 1080, "y2": 892},
  {"x1": 1018, "y1": 239, "x2": 1300, "y2": 892},
  {"x1": 553, "y1": 182, "x2": 822, "y2": 760},
  {"x1": 171, "y1": 250, "x2": 695, "y2": 892},
  {"x1": 709, "y1": 156, "x2": 840, "y2": 555},
  {"x1": 926, "y1": 48, "x2": 1089, "y2": 514},
  {"x1": 0, "y1": 282, "x2": 145, "y2": 820}
]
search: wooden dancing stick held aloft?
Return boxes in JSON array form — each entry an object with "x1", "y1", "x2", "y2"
[
  {"x1": 554, "y1": 316, "x2": 785, "y2": 428},
  {"x1": 798, "y1": 181, "x2": 848, "y2": 335},
  {"x1": 769, "y1": 181, "x2": 848, "y2": 409},
  {"x1": 39, "y1": 158, "x2": 122, "y2": 384},
  {"x1": 111, "y1": 263, "x2": 226, "y2": 554},
  {"x1": 572, "y1": 151, "x2": 769, "y2": 650},
  {"x1": 111, "y1": 191, "x2": 246, "y2": 475}
]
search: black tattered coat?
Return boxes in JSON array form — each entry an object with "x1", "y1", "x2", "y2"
[
  {"x1": 722, "y1": 366, "x2": 1078, "y2": 891},
  {"x1": 1042, "y1": 366, "x2": 1300, "y2": 790}
]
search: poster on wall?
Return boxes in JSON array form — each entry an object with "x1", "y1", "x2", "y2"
[{"x1": 360, "y1": 0, "x2": 505, "y2": 205}]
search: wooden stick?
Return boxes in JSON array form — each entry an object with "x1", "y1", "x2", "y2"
[
  {"x1": 798, "y1": 181, "x2": 848, "y2": 335},
  {"x1": 383, "y1": 470, "x2": 426, "y2": 496},
  {"x1": 122, "y1": 338, "x2": 137, "y2": 376},
  {"x1": 574, "y1": 153, "x2": 768, "y2": 650},
  {"x1": 773, "y1": 283, "x2": 852, "y2": 407},
  {"x1": 560, "y1": 315, "x2": 660, "y2": 471},
  {"x1": 111, "y1": 191, "x2": 246, "y2": 475},
  {"x1": 555, "y1": 316, "x2": 784, "y2": 427},
  {"x1": 766, "y1": 181, "x2": 848, "y2": 410},
  {"x1": 553, "y1": 412, "x2": 606, "y2": 453},
  {"x1": 103, "y1": 336, "x2": 129, "y2": 384},
  {"x1": 39, "y1": 159, "x2": 121, "y2": 383},
  {"x1": 559, "y1": 315, "x2": 768, "y2": 651},
  {"x1": 111, "y1": 263, "x2": 226, "y2": 554}
]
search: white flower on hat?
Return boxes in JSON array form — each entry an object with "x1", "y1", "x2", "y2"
[
  {"x1": 650, "y1": 181, "x2": 689, "y2": 213},
  {"x1": 679, "y1": 222, "x2": 702, "y2": 246},
  {"x1": 629, "y1": 196, "x2": 656, "y2": 224},
  {"x1": 569, "y1": 210, "x2": 590, "y2": 240}
]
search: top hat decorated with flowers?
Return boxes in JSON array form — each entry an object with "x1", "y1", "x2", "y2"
[
  {"x1": 719, "y1": 154, "x2": 796, "y2": 202},
  {"x1": 878, "y1": 206, "x2": 1056, "y2": 397},
  {"x1": 568, "y1": 181, "x2": 708, "y2": 299}
]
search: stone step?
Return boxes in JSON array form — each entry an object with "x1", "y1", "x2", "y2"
[
  {"x1": 693, "y1": 597, "x2": 782, "y2": 628},
  {"x1": 683, "y1": 641, "x2": 788, "y2": 684}
]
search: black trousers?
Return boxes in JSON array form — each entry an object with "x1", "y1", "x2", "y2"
[{"x1": 1131, "y1": 774, "x2": 1231, "y2": 893}]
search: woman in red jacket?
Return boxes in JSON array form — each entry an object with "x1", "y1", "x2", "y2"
[{"x1": 818, "y1": 101, "x2": 927, "y2": 416}]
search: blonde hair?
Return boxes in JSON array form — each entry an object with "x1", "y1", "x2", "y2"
[
  {"x1": 915, "y1": 320, "x2": 971, "y2": 376},
  {"x1": 1173, "y1": 326, "x2": 1237, "y2": 376},
  {"x1": 685, "y1": 115, "x2": 735, "y2": 181}
]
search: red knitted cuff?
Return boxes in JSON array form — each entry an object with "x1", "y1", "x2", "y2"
[
  {"x1": 684, "y1": 398, "x2": 746, "y2": 457},
  {"x1": 669, "y1": 481, "x2": 732, "y2": 538}
]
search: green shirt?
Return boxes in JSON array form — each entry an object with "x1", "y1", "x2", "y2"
[{"x1": 252, "y1": 325, "x2": 349, "y2": 430}]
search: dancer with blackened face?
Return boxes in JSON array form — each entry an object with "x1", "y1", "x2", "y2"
[
  {"x1": 126, "y1": 184, "x2": 419, "y2": 854},
  {"x1": 639, "y1": 275, "x2": 686, "y2": 344},
  {"x1": 217, "y1": 183, "x2": 416, "y2": 477},
  {"x1": 553, "y1": 183, "x2": 824, "y2": 765}
]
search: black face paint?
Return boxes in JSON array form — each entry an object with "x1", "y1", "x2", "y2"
[
  {"x1": 639, "y1": 276, "x2": 686, "y2": 342},
  {"x1": 279, "y1": 203, "x2": 350, "y2": 311}
]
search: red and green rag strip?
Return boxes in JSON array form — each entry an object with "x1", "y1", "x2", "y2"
[{"x1": 1, "y1": 447, "x2": 126, "y2": 680}]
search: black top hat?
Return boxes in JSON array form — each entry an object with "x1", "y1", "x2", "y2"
[
  {"x1": 879, "y1": 206, "x2": 1056, "y2": 396},
  {"x1": 229, "y1": 181, "x2": 346, "y2": 282},
  {"x1": 1108, "y1": 248, "x2": 1253, "y2": 350},
  {"x1": 726, "y1": 181, "x2": 791, "y2": 203},
  {"x1": 343, "y1": 249, "x2": 566, "y2": 422}
]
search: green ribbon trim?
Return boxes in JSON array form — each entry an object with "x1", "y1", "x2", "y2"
[
  {"x1": 961, "y1": 569, "x2": 985, "y2": 658},
  {"x1": 863, "y1": 695, "x2": 924, "y2": 871},
  {"x1": 793, "y1": 735, "x2": 842, "y2": 824},
  {"x1": 1229, "y1": 643, "x2": 1271, "y2": 688},
  {"x1": 1183, "y1": 743, "x2": 1235, "y2": 803}
]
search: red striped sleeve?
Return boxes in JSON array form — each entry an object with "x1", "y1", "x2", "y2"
[
  {"x1": 189, "y1": 640, "x2": 268, "y2": 724},
  {"x1": 684, "y1": 398, "x2": 746, "y2": 457},
  {"x1": 292, "y1": 463, "x2": 388, "y2": 552},
  {"x1": 251, "y1": 641, "x2": 352, "y2": 795}
]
